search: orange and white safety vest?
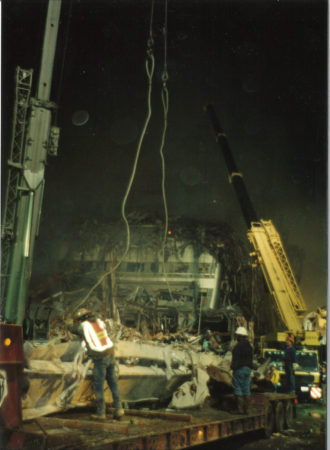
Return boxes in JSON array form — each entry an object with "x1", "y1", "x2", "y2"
[{"x1": 81, "y1": 319, "x2": 113, "y2": 353}]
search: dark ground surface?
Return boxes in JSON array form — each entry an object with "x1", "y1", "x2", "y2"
[{"x1": 194, "y1": 401, "x2": 327, "y2": 450}]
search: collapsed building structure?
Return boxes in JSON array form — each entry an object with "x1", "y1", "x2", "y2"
[
  {"x1": 26, "y1": 215, "x2": 267, "y2": 341},
  {"x1": 20, "y1": 215, "x2": 270, "y2": 420}
]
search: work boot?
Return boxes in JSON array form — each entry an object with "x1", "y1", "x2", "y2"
[
  {"x1": 93, "y1": 399, "x2": 106, "y2": 419},
  {"x1": 114, "y1": 408, "x2": 125, "y2": 420}
]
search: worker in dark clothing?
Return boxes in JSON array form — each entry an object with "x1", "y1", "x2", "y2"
[
  {"x1": 231, "y1": 326, "x2": 253, "y2": 414},
  {"x1": 68, "y1": 308, "x2": 124, "y2": 420},
  {"x1": 284, "y1": 335, "x2": 297, "y2": 394}
]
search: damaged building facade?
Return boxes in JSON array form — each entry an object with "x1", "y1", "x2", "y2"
[{"x1": 26, "y1": 217, "x2": 266, "y2": 342}]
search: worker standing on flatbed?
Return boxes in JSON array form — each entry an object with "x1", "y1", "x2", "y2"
[
  {"x1": 231, "y1": 326, "x2": 253, "y2": 414},
  {"x1": 68, "y1": 308, "x2": 124, "y2": 420}
]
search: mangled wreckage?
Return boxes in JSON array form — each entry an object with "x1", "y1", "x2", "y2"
[
  {"x1": 22, "y1": 216, "x2": 270, "y2": 420},
  {"x1": 28, "y1": 216, "x2": 267, "y2": 337}
]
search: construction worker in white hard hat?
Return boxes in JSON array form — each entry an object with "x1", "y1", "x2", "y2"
[{"x1": 230, "y1": 326, "x2": 253, "y2": 415}]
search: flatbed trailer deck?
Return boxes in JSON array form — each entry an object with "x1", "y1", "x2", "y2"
[{"x1": 17, "y1": 393, "x2": 296, "y2": 449}]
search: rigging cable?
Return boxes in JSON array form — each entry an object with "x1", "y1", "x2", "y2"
[
  {"x1": 159, "y1": 0, "x2": 174, "y2": 302},
  {"x1": 119, "y1": 0, "x2": 155, "y2": 264},
  {"x1": 160, "y1": 0, "x2": 169, "y2": 248},
  {"x1": 74, "y1": 0, "x2": 156, "y2": 310}
]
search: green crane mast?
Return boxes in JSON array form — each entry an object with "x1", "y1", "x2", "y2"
[{"x1": 1, "y1": 1, "x2": 62, "y2": 324}]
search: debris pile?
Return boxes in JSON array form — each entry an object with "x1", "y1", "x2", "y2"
[
  {"x1": 21, "y1": 215, "x2": 277, "y2": 419},
  {"x1": 21, "y1": 307, "x2": 273, "y2": 419}
]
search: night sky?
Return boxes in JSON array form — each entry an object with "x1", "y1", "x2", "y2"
[{"x1": 2, "y1": 0, "x2": 327, "y2": 310}]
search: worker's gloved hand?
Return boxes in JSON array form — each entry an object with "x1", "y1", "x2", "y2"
[{"x1": 293, "y1": 363, "x2": 299, "y2": 371}]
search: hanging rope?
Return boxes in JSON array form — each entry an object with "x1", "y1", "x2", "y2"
[
  {"x1": 119, "y1": 25, "x2": 155, "y2": 264},
  {"x1": 160, "y1": 0, "x2": 169, "y2": 248},
  {"x1": 158, "y1": 0, "x2": 174, "y2": 302},
  {"x1": 160, "y1": 84, "x2": 169, "y2": 248},
  {"x1": 74, "y1": 0, "x2": 156, "y2": 311},
  {"x1": 161, "y1": 0, "x2": 168, "y2": 85}
]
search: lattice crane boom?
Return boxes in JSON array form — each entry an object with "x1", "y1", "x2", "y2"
[{"x1": 1, "y1": 1, "x2": 62, "y2": 324}]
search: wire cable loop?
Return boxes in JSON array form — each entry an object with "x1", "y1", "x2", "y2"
[
  {"x1": 159, "y1": 0, "x2": 173, "y2": 301},
  {"x1": 74, "y1": 0, "x2": 156, "y2": 310}
]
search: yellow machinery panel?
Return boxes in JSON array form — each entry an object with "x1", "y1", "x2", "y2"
[{"x1": 248, "y1": 220, "x2": 307, "y2": 334}]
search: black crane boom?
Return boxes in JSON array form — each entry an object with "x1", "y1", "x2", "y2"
[{"x1": 204, "y1": 104, "x2": 258, "y2": 228}]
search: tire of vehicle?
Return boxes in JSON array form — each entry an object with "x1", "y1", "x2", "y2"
[
  {"x1": 284, "y1": 400, "x2": 293, "y2": 429},
  {"x1": 263, "y1": 403, "x2": 275, "y2": 438},
  {"x1": 275, "y1": 401, "x2": 284, "y2": 432}
]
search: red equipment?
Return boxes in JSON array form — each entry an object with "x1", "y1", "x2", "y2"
[{"x1": 0, "y1": 323, "x2": 24, "y2": 430}]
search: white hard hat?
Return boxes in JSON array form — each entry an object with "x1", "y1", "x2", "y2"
[{"x1": 235, "y1": 326, "x2": 248, "y2": 336}]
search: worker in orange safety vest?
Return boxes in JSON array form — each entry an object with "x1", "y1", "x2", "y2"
[{"x1": 69, "y1": 308, "x2": 124, "y2": 420}]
